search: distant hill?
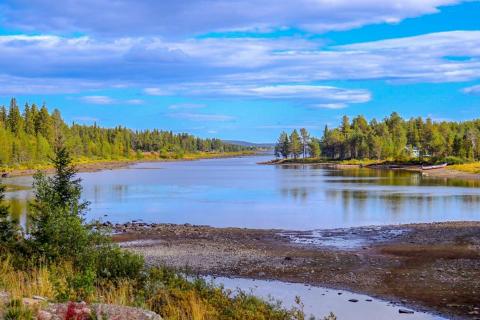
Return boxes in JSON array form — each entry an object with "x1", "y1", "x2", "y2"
[{"x1": 223, "y1": 140, "x2": 275, "y2": 149}]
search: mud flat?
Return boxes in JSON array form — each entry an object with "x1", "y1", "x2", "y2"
[{"x1": 113, "y1": 221, "x2": 480, "y2": 319}]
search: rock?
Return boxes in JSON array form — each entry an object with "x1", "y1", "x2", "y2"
[
  {"x1": 22, "y1": 298, "x2": 41, "y2": 307},
  {"x1": 399, "y1": 309, "x2": 414, "y2": 314},
  {"x1": 33, "y1": 295, "x2": 48, "y2": 302},
  {"x1": 37, "y1": 310, "x2": 53, "y2": 320},
  {"x1": 365, "y1": 299, "x2": 373, "y2": 302},
  {"x1": 284, "y1": 256, "x2": 292, "y2": 261},
  {"x1": 337, "y1": 292, "x2": 342, "y2": 295},
  {"x1": 348, "y1": 299, "x2": 359, "y2": 303}
]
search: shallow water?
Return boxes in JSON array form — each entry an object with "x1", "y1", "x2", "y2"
[
  {"x1": 210, "y1": 277, "x2": 447, "y2": 320},
  {"x1": 3, "y1": 155, "x2": 480, "y2": 230}
]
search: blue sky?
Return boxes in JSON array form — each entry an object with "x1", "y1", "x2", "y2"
[{"x1": 0, "y1": 0, "x2": 480, "y2": 142}]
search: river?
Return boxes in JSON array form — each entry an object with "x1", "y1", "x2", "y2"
[{"x1": 4, "y1": 155, "x2": 480, "y2": 230}]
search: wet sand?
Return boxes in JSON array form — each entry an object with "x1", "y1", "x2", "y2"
[{"x1": 113, "y1": 221, "x2": 480, "y2": 319}]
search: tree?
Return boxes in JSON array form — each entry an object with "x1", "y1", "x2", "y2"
[
  {"x1": 0, "y1": 182, "x2": 20, "y2": 251},
  {"x1": 289, "y1": 130, "x2": 302, "y2": 159},
  {"x1": 308, "y1": 138, "x2": 321, "y2": 158},
  {"x1": 29, "y1": 146, "x2": 92, "y2": 263},
  {"x1": 7, "y1": 98, "x2": 23, "y2": 135},
  {"x1": 300, "y1": 128, "x2": 310, "y2": 159},
  {"x1": 275, "y1": 132, "x2": 290, "y2": 159}
]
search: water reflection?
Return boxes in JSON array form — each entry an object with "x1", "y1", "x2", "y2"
[{"x1": 2, "y1": 156, "x2": 480, "y2": 230}]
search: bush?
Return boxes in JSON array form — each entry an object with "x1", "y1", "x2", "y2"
[{"x1": 96, "y1": 246, "x2": 145, "y2": 281}]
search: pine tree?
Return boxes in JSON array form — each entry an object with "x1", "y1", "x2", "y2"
[
  {"x1": 7, "y1": 98, "x2": 23, "y2": 135},
  {"x1": 24, "y1": 103, "x2": 36, "y2": 135},
  {"x1": 275, "y1": 132, "x2": 290, "y2": 159},
  {"x1": 0, "y1": 106, "x2": 7, "y2": 128},
  {"x1": 289, "y1": 130, "x2": 302, "y2": 159},
  {"x1": 0, "y1": 182, "x2": 19, "y2": 250}
]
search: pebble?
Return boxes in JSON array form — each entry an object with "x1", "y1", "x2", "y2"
[
  {"x1": 399, "y1": 309, "x2": 414, "y2": 314},
  {"x1": 348, "y1": 299, "x2": 359, "y2": 303}
]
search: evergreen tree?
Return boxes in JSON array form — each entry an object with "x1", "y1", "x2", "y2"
[
  {"x1": 275, "y1": 132, "x2": 290, "y2": 159},
  {"x1": 0, "y1": 182, "x2": 19, "y2": 251},
  {"x1": 7, "y1": 98, "x2": 23, "y2": 135},
  {"x1": 289, "y1": 130, "x2": 302, "y2": 159},
  {"x1": 29, "y1": 146, "x2": 92, "y2": 263}
]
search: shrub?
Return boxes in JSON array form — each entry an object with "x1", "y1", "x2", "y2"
[{"x1": 96, "y1": 246, "x2": 145, "y2": 281}]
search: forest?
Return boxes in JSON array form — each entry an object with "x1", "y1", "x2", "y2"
[
  {"x1": 0, "y1": 98, "x2": 249, "y2": 169},
  {"x1": 275, "y1": 112, "x2": 480, "y2": 162}
]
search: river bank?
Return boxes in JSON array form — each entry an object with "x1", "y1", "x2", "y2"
[
  {"x1": 260, "y1": 158, "x2": 480, "y2": 181},
  {"x1": 112, "y1": 221, "x2": 480, "y2": 319},
  {"x1": 1, "y1": 151, "x2": 257, "y2": 177}
]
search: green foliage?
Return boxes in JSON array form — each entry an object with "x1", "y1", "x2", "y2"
[
  {"x1": 0, "y1": 182, "x2": 20, "y2": 253},
  {"x1": 4, "y1": 299, "x2": 34, "y2": 320},
  {"x1": 96, "y1": 246, "x2": 145, "y2": 281},
  {"x1": 276, "y1": 113, "x2": 480, "y2": 161},
  {"x1": 289, "y1": 130, "x2": 302, "y2": 159},
  {"x1": 0, "y1": 98, "x2": 250, "y2": 169},
  {"x1": 274, "y1": 132, "x2": 290, "y2": 159}
]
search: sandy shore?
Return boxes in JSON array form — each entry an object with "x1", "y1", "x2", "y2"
[
  {"x1": 112, "y1": 221, "x2": 480, "y2": 319},
  {"x1": 2, "y1": 152, "x2": 258, "y2": 178}
]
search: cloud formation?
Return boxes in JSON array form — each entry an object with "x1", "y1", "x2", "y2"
[
  {"x1": 168, "y1": 112, "x2": 235, "y2": 122},
  {"x1": 81, "y1": 95, "x2": 144, "y2": 105},
  {"x1": 0, "y1": 30, "x2": 480, "y2": 107},
  {"x1": 1, "y1": 0, "x2": 464, "y2": 37},
  {"x1": 462, "y1": 85, "x2": 480, "y2": 95}
]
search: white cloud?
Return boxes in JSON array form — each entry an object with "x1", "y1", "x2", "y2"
[
  {"x1": 310, "y1": 103, "x2": 348, "y2": 109},
  {"x1": 1, "y1": 0, "x2": 465, "y2": 37},
  {"x1": 0, "y1": 30, "x2": 480, "y2": 99},
  {"x1": 144, "y1": 88, "x2": 171, "y2": 96},
  {"x1": 168, "y1": 112, "x2": 235, "y2": 122},
  {"x1": 81, "y1": 95, "x2": 144, "y2": 105},
  {"x1": 168, "y1": 103, "x2": 205, "y2": 110},
  {"x1": 126, "y1": 99, "x2": 144, "y2": 105},
  {"x1": 462, "y1": 85, "x2": 480, "y2": 95},
  {"x1": 81, "y1": 95, "x2": 115, "y2": 104}
]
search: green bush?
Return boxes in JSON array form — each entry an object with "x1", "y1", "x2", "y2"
[{"x1": 96, "y1": 246, "x2": 145, "y2": 281}]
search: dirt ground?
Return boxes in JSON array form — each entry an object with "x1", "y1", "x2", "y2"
[{"x1": 113, "y1": 221, "x2": 480, "y2": 320}]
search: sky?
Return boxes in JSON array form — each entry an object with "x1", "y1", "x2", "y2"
[{"x1": 0, "y1": 1, "x2": 480, "y2": 142}]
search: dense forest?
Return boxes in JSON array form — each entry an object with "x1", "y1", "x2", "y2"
[
  {"x1": 275, "y1": 112, "x2": 480, "y2": 162},
  {"x1": 0, "y1": 98, "x2": 249, "y2": 168}
]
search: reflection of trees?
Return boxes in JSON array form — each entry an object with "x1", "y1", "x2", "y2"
[
  {"x1": 280, "y1": 187, "x2": 309, "y2": 201},
  {"x1": 91, "y1": 184, "x2": 129, "y2": 203}
]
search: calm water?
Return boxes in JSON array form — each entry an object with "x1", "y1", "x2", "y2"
[
  {"x1": 4, "y1": 155, "x2": 480, "y2": 230},
  {"x1": 211, "y1": 277, "x2": 446, "y2": 320}
]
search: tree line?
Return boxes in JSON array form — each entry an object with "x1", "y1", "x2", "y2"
[
  {"x1": 275, "y1": 112, "x2": 480, "y2": 161},
  {"x1": 0, "y1": 98, "x2": 249, "y2": 168}
]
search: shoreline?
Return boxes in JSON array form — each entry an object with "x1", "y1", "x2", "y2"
[
  {"x1": 260, "y1": 158, "x2": 480, "y2": 181},
  {"x1": 112, "y1": 221, "x2": 480, "y2": 319},
  {"x1": 1, "y1": 151, "x2": 258, "y2": 178}
]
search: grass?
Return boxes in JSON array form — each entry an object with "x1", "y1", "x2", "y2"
[
  {"x1": 0, "y1": 150, "x2": 256, "y2": 174},
  {"x1": 0, "y1": 257, "x2": 314, "y2": 320},
  {"x1": 450, "y1": 162, "x2": 480, "y2": 174}
]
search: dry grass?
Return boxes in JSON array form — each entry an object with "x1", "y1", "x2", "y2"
[
  {"x1": 450, "y1": 162, "x2": 480, "y2": 174},
  {"x1": 0, "y1": 257, "x2": 306, "y2": 320}
]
